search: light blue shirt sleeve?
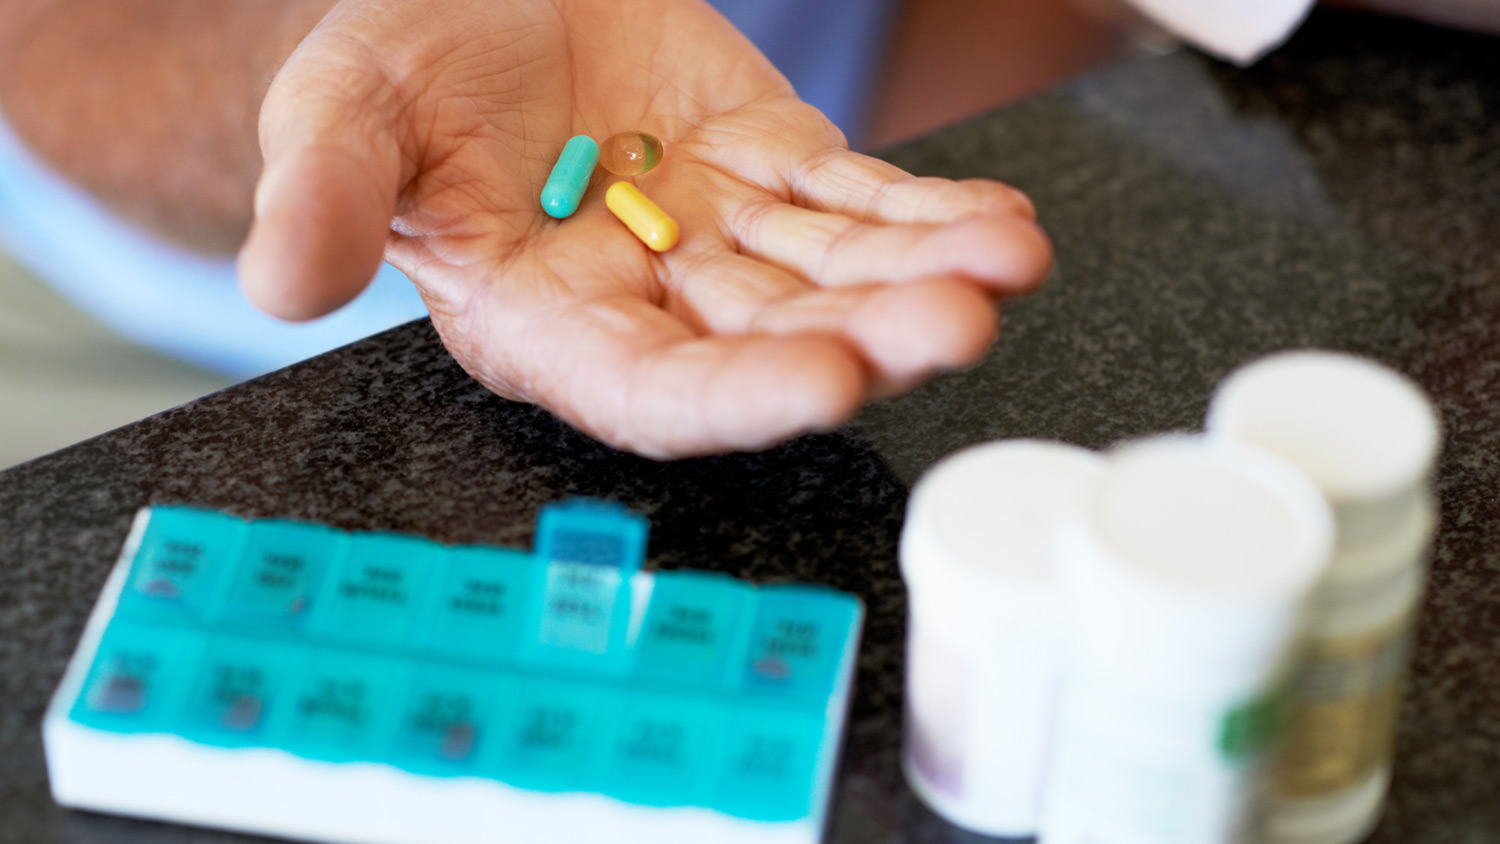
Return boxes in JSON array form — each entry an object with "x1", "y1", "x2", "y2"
[{"x1": 0, "y1": 110, "x2": 429, "y2": 380}]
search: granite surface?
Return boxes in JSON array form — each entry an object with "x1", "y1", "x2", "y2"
[{"x1": 3, "y1": 9, "x2": 1499, "y2": 843}]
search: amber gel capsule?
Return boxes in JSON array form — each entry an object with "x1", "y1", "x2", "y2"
[
  {"x1": 605, "y1": 182, "x2": 679, "y2": 252},
  {"x1": 599, "y1": 131, "x2": 664, "y2": 176},
  {"x1": 540, "y1": 135, "x2": 600, "y2": 219}
]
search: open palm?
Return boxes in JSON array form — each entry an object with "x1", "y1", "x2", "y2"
[{"x1": 239, "y1": 0, "x2": 1051, "y2": 458}]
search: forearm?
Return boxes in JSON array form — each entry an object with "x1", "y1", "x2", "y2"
[{"x1": 0, "y1": 0, "x2": 336, "y2": 253}]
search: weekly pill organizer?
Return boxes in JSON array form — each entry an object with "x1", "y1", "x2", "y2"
[{"x1": 44, "y1": 500, "x2": 864, "y2": 844}]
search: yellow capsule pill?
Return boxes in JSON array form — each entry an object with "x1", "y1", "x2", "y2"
[{"x1": 605, "y1": 182, "x2": 679, "y2": 252}]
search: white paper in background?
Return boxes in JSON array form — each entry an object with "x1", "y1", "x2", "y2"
[{"x1": 1123, "y1": 0, "x2": 1319, "y2": 64}]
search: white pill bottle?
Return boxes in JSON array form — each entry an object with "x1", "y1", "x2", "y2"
[
  {"x1": 1208, "y1": 351, "x2": 1441, "y2": 844},
  {"x1": 900, "y1": 440, "x2": 1104, "y2": 837},
  {"x1": 1041, "y1": 436, "x2": 1333, "y2": 844}
]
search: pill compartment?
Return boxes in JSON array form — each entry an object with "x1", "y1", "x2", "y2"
[
  {"x1": 116, "y1": 507, "x2": 246, "y2": 625},
  {"x1": 632, "y1": 571, "x2": 753, "y2": 693},
  {"x1": 527, "y1": 560, "x2": 631, "y2": 663},
  {"x1": 216, "y1": 519, "x2": 343, "y2": 633},
  {"x1": 277, "y1": 648, "x2": 410, "y2": 763},
  {"x1": 390, "y1": 663, "x2": 512, "y2": 776},
  {"x1": 523, "y1": 501, "x2": 648, "y2": 675},
  {"x1": 740, "y1": 586, "x2": 859, "y2": 704},
  {"x1": 711, "y1": 706, "x2": 825, "y2": 822},
  {"x1": 178, "y1": 634, "x2": 306, "y2": 746},
  {"x1": 414, "y1": 545, "x2": 536, "y2": 666},
  {"x1": 599, "y1": 690, "x2": 725, "y2": 807},
  {"x1": 305, "y1": 533, "x2": 444, "y2": 649},
  {"x1": 71, "y1": 620, "x2": 205, "y2": 732},
  {"x1": 491, "y1": 676, "x2": 621, "y2": 793}
]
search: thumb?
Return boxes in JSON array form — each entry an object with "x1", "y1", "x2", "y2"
[{"x1": 238, "y1": 43, "x2": 404, "y2": 322}]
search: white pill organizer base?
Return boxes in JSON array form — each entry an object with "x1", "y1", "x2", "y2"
[
  {"x1": 44, "y1": 734, "x2": 814, "y2": 844},
  {"x1": 44, "y1": 506, "x2": 863, "y2": 844}
]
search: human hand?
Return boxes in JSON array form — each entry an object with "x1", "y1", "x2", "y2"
[{"x1": 238, "y1": 0, "x2": 1051, "y2": 458}]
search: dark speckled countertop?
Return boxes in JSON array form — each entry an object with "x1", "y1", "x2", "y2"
[{"x1": 3, "y1": 10, "x2": 1498, "y2": 843}]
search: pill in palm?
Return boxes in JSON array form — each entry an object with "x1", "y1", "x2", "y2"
[
  {"x1": 599, "y1": 131, "x2": 664, "y2": 176},
  {"x1": 540, "y1": 135, "x2": 600, "y2": 219},
  {"x1": 606, "y1": 182, "x2": 679, "y2": 252}
]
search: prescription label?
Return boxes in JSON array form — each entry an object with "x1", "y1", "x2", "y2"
[{"x1": 1274, "y1": 616, "x2": 1415, "y2": 797}]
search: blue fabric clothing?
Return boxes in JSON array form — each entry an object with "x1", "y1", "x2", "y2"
[
  {"x1": 0, "y1": 115, "x2": 428, "y2": 379},
  {"x1": 713, "y1": 0, "x2": 898, "y2": 141},
  {"x1": 0, "y1": 0, "x2": 896, "y2": 378}
]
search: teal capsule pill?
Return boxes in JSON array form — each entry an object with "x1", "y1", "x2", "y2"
[{"x1": 540, "y1": 135, "x2": 600, "y2": 219}]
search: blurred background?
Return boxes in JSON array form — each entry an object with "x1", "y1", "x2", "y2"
[{"x1": 0, "y1": 0, "x2": 1148, "y2": 470}]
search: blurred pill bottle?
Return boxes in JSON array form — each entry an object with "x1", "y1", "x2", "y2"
[
  {"x1": 1041, "y1": 435, "x2": 1333, "y2": 844},
  {"x1": 899, "y1": 440, "x2": 1104, "y2": 837},
  {"x1": 1208, "y1": 351, "x2": 1440, "y2": 844}
]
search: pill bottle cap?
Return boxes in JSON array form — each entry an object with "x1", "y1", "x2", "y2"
[
  {"x1": 901, "y1": 440, "x2": 1104, "y2": 628},
  {"x1": 1059, "y1": 435, "x2": 1333, "y2": 679},
  {"x1": 1207, "y1": 350, "x2": 1440, "y2": 558}
]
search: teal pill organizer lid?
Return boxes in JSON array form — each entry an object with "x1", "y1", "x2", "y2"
[
  {"x1": 739, "y1": 585, "x2": 862, "y2": 704},
  {"x1": 634, "y1": 570, "x2": 753, "y2": 693},
  {"x1": 178, "y1": 634, "x2": 307, "y2": 747},
  {"x1": 71, "y1": 619, "x2": 207, "y2": 733},
  {"x1": 117, "y1": 507, "x2": 247, "y2": 625},
  {"x1": 305, "y1": 533, "x2": 444, "y2": 649},
  {"x1": 598, "y1": 690, "x2": 725, "y2": 808},
  {"x1": 534, "y1": 498, "x2": 648, "y2": 574},
  {"x1": 215, "y1": 519, "x2": 344, "y2": 633},
  {"x1": 489, "y1": 676, "x2": 623, "y2": 793},
  {"x1": 275, "y1": 647, "x2": 411, "y2": 763},
  {"x1": 390, "y1": 662, "x2": 513, "y2": 777},
  {"x1": 415, "y1": 545, "x2": 537, "y2": 666},
  {"x1": 524, "y1": 560, "x2": 634, "y2": 676},
  {"x1": 711, "y1": 706, "x2": 826, "y2": 822},
  {"x1": 522, "y1": 500, "x2": 647, "y2": 676}
]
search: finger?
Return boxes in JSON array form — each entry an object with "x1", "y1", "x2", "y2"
[
  {"x1": 662, "y1": 251, "x2": 997, "y2": 394},
  {"x1": 791, "y1": 148, "x2": 1038, "y2": 224},
  {"x1": 238, "y1": 46, "x2": 404, "y2": 321},
  {"x1": 731, "y1": 200, "x2": 1053, "y2": 292},
  {"x1": 746, "y1": 277, "x2": 999, "y2": 392},
  {"x1": 664, "y1": 248, "x2": 812, "y2": 335},
  {"x1": 503, "y1": 295, "x2": 866, "y2": 458}
]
